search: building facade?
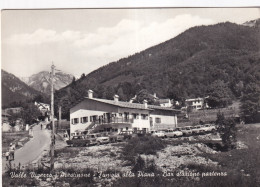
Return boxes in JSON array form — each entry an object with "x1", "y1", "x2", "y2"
[
  {"x1": 185, "y1": 97, "x2": 209, "y2": 110},
  {"x1": 70, "y1": 90, "x2": 179, "y2": 136},
  {"x1": 35, "y1": 102, "x2": 50, "y2": 121}
]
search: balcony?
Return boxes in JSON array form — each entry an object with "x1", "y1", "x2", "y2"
[{"x1": 95, "y1": 117, "x2": 134, "y2": 124}]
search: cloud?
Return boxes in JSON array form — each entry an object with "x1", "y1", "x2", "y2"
[{"x1": 3, "y1": 14, "x2": 214, "y2": 77}]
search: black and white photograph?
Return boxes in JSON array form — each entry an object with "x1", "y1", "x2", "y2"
[{"x1": 1, "y1": 8, "x2": 260, "y2": 186}]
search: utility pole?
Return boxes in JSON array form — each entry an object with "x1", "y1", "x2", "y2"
[
  {"x1": 50, "y1": 63, "x2": 55, "y2": 171},
  {"x1": 59, "y1": 106, "x2": 61, "y2": 130}
]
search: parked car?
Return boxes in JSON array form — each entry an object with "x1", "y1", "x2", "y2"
[
  {"x1": 133, "y1": 129, "x2": 147, "y2": 137},
  {"x1": 103, "y1": 132, "x2": 124, "y2": 142},
  {"x1": 96, "y1": 133, "x2": 110, "y2": 145},
  {"x1": 176, "y1": 127, "x2": 193, "y2": 136},
  {"x1": 119, "y1": 130, "x2": 134, "y2": 140},
  {"x1": 164, "y1": 129, "x2": 183, "y2": 138},
  {"x1": 85, "y1": 134, "x2": 98, "y2": 146},
  {"x1": 150, "y1": 130, "x2": 165, "y2": 138},
  {"x1": 66, "y1": 135, "x2": 90, "y2": 147},
  {"x1": 200, "y1": 124, "x2": 216, "y2": 133},
  {"x1": 190, "y1": 125, "x2": 204, "y2": 134}
]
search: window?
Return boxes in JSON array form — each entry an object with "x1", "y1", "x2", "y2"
[
  {"x1": 126, "y1": 127, "x2": 128, "y2": 130},
  {"x1": 132, "y1": 113, "x2": 139, "y2": 119},
  {"x1": 82, "y1": 117, "x2": 88, "y2": 123},
  {"x1": 141, "y1": 114, "x2": 148, "y2": 120},
  {"x1": 73, "y1": 118, "x2": 79, "y2": 124},
  {"x1": 71, "y1": 119, "x2": 73, "y2": 124},
  {"x1": 155, "y1": 118, "x2": 161, "y2": 123},
  {"x1": 119, "y1": 113, "x2": 123, "y2": 117}
]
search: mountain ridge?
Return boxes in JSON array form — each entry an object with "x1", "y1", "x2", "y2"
[
  {"x1": 20, "y1": 70, "x2": 74, "y2": 95},
  {"x1": 1, "y1": 69, "x2": 49, "y2": 107}
]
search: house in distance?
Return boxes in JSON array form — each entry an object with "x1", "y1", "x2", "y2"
[
  {"x1": 185, "y1": 97, "x2": 209, "y2": 110},
  {"x1": 70, "y1": 90, "x2": 180, "y2": 136}
]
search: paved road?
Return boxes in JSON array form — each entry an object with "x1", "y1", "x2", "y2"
[{"x1": 2, "y1": 123, "x2": 51, "y2": 171}]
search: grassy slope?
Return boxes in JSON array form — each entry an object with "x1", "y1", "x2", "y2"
[{"x1": 196, "y1": 124, "x2": 260, "y2": 187}]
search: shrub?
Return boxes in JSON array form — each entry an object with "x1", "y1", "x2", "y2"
[
  {"x1": 216, "y1": 112, "x2": 237, "y2": 150},
  {"x1": 122, "y1": 136, "x2": 167, "y2": 166},
  {"x1": 123, "y1": 136, "x2": 166, "y2": 156},
  {"x1": 54, "y1": 147, "x2": 80, "y2": 158}
]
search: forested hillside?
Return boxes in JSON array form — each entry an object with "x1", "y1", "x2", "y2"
[
  {"x1": 55, "y1": 21, "x2": 260, "y2": 119},
  {"x1": 1, "y1": 70, "x2": 49, "y2": 107}
]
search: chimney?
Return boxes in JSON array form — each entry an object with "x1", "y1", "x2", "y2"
[
  {"x1": 153, "y1": 93, "x2": 157, "y2": 98},
  {"x1": 114, "y1": 95, "x2": 119, "y2": 102},
  {"x1": 143, "y1": 100, "x2": 148, "y2": 109},
  {"x1": 88, "y1": 90, "x2": 93, "y2": 99}
]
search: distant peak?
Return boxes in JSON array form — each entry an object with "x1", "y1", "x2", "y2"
[{"x1": 242, "y1": 18, "x2": 260, "y2": 27}]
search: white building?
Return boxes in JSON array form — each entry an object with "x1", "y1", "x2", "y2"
[
  {"x1": 35, "y1": 102, "x2": 50, "y2": 121},
  {"x1": 35, "y1": 102, "x2": 50, "y2": 111},
  {"x1": 185, "y1": 97, "x2": 209, "y2": 110},
  {"x1": 70, "y1": 90, "x2": 180, "y2": 136},
  {"x1": 158, "y1": 99, "x2": 173, "y2": 107}
]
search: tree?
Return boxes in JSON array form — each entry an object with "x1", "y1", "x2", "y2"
[
  {"x1": 21, "y1": 103, "x2": 42, "y2": 125},
  {"x1": 216, "y1": 112, "x2": 237, "y2": 150},
  {"x1": 240, "y1": 83, "x2": 260, "y2": 123},
  {"x1": 80, "y1": 73, "x2": 86, "y2": 79},
  {"x1": 206, "y1": 80, "x2": 233, "y2": 108},
  {"x1": 134, "y1": 89, "x2": 156, "y2": 105},
  {"x1": 9, "y1": 111, "x2": 22, "y2": 127}
]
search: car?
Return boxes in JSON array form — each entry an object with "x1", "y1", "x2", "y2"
[
  {"x1": 200, "y1": 124, "x2": 216, "y2": 133},
  {"x1": 66, "y1": 135, "x2": 90, "y2": 147},
  {"x1": 164, "y1": 129, "x2": 183, "y2": 138},
  {"x1": 102, "y1": 132, "x2": 124, "y2": 142},
  {"x1": 96, "y1": 134, "x2": 110, "y2": 145},
  {"x1": 150, "y1": 130, "x2": 165, "y2": 138},
  {"x1": 176, "y1": 127, "x2": 193, "y2": 136},
  {"x1": 119, "y1": 130, "x2": 134, "y2": 140},
  {"x1": 190, "y1": 125, "x2": 204, "y2": 134},
  {"x1": 85, "y1": 134, "x2": 98, "y2": 146}
]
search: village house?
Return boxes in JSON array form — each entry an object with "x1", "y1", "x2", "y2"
[
  {"x1": 2, "y1": 110, "x2": 11, "y2": 132},
  {"x1": 70, "y1": 90, "x2": 180, "y2": 136},
  {"x1": 158, "y1": 99, "x2": 173, "y2": 107},
  {"x1": 35, "y1": 101, "x2": 50, "y2": 121},
  {"x1": 4, "y1": 107, "x2": 23, "y2": 114},
  {"x1": 185, "y1": 97, "x2": 209, "y2": 110},
  {"x1": 1, "y1": 110, "x2": 24, "y2": 132}
]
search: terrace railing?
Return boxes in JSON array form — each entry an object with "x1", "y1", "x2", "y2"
[{"x1": 96, "y1": 117, "x2": 134, "y2": 124}]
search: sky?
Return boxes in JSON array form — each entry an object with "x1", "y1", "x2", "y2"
[{"x1": 1, "y1": 8, "x2": 260, "y2": 78}]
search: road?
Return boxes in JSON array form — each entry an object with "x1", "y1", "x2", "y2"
[{"x1": 2, "y1": 123, "x2": 51, "y2": 171}]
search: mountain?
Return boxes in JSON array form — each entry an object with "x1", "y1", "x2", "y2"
[
  {"x1": 1, "y1": 70, "x2": 48, "y2": 107},
  {"x1": 20, "y1": 71, "x2": 74, "y2": 95},
  {"x1": 242, "y1": 18, "x2": 260, "y2": 27},
  {"x1": 54, "y1": 21, "x2": 260, "y2": 119}
]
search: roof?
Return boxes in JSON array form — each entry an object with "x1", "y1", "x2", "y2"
[
  {"x1": 158, "y1": 99, "x2": 171, "y2": 104},
  {"x1": 2, "y1": 111, "x2": 11, "y2": 117},
  {"x1": 185, "y1": 98, "x2": 204, "y2": 102},
  {"x1": 85, "y1": 97, "x2": 179, "y2": 112},
  {"x1": 87, "y1": 97, "x2": 151, "y2": 110},
  {"x1": 148, "y1": 105, "x2": 177, "y2": 111}
]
